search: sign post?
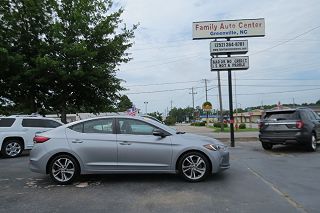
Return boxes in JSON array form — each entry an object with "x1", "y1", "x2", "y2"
[{"x1": 192, "y1": 18, "x2": 265, "y2": 147}]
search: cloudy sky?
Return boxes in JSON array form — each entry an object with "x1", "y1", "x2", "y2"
[{"x1": 114, "y1": 0, "x2": 320, "y2": 114}]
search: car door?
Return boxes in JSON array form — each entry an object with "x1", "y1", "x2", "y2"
[
  {"x1": 116, "y1": 118, "x2": 172, "y2": 171},
  {"x1": 66, "y1": 118, "x2": 117, "y2": 171}
]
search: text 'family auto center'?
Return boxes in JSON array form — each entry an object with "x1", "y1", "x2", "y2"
[{"x1": 193, "y1": 18, "x2": 265, "y2": 39}]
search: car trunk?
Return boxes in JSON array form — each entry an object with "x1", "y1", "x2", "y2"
[{"x1": 260, "y1": 110, "x2": 302, "y2": 137}]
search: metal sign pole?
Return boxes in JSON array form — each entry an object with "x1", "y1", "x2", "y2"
[{"x1": 227, "y1": 38, "x2": 235, "y2": 147}]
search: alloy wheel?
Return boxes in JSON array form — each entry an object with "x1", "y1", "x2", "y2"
[
  {"x1": 182, "y1": 155, "x2": 207, "y2": 181},
  {"x1": 51, "y1": 158, "x2": 75, "y2": 183},
  {"x1": 5, "y1": 142, "x2": 22, "y2": 157}
]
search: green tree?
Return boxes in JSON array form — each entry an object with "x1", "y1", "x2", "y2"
[
  {"x1": 0, "y1": 0, "x2": 137, "y2": 122},
  {"x1": 148, "y1": 112, "x2": 163, "y2": 122},
  {"x1": 117, "y1": 95, "x2": 133, "y2": 112},
  {"x1": 169, "y1": 107, "x2": 194, "y2": 123}
]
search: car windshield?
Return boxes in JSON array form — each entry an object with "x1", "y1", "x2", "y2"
[{"x1": 264, "y1": 111, "x2": 298, "y2": 121}]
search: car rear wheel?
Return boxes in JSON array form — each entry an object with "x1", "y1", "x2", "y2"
[
  {"x1": 178, "y1": 152, "x2": 210, "y2": 182},
  {"x1": 49, "y1": 155, "x2": 80, "y2": 185},
  {"x1": 306, "y1": 134, "x2": 317, "y2": 152},
  {"x1": 1, "y1": 140, "x2": 23, "y2": 158},
  {"x1": 261, "y1": 142, "x2": 273, "y2": 150}
]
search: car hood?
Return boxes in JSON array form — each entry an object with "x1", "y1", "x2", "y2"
[{"x1": 174, "y1": 133, "x2": 225, "y2": 146}]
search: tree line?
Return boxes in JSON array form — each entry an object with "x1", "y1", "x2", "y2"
[{"x1": 0, "y1": 0, "x2": 137, "y2": 123}]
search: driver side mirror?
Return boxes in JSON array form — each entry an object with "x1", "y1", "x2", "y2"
[{"x1": 153, "y1": 129, "x2": 166, "y2": 138}]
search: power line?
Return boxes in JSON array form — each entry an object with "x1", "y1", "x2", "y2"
[
  {"x1": 249, "y1": 25, "x2": 320, "y2": 56},
  {"x1": 236, "y1": 87, "x2": 320, "y2": 96},
  {"x1": 124, "y1": 80, "x2": 202, "y2": 87},
  {"x1": 125, "y1": 86, "x2": 203, "y2": 95}
]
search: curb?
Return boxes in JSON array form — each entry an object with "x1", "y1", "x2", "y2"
[{"x1": 212, "y1": 137, "x2": 259, "y2": 142}]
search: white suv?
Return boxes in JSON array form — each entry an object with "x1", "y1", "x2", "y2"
[{"x1": 0, "y1": 115, "x2": 63, "y2": 158}]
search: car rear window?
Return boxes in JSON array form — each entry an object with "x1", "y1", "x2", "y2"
[
  {"x1": 0, "y1": 118, "x2": 16, "y2": 127},
  {"x1": 22, "y1": 119, "x2": 62, "y2": 128},
  {"x1": 264, "y1": 111, "x2": 299, "y2": 121}
]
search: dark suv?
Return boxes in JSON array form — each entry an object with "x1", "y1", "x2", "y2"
[{"x1": 259, "y1": 108, "x2": 320, "y2": 151}]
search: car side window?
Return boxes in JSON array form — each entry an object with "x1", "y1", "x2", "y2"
[
  {"x1": 118, "y1": 119, "x2": 155, "y2": 135},
  {"x1": 44, "y1": 120, "x2": 62, "y2": 128},
  {"x1": 22, "y1": 119, "x2": 61, "y2": 128},
  {"x1": 305, "y1": 110, "x2": 316, "y2": 121},
  {"x1": 69, "y1": 123, "x2": 84, "y2": 133},
  {"x1": 83, "y1": 119, "x2": 113, "y2": 134},
  {"x1": 310, "y1": 110, "x2": 320, "y2": 120},
  {"x1": 0, "y1": 118, "x2": 16, "y2": 127}
]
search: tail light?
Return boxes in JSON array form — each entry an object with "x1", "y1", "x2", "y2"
[
  {"x1": 33, "y1": 136, "x2": 50, "y2": 143},
  {"x1": 258, "y1": 122, "x2": 264, "y2": 130},
  {"x1": 296, "y1": 120, "x2": 304, "y2": 129}
]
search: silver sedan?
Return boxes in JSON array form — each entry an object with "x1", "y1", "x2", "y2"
[{"x1": 30, "y1": 116, "x2": 230, "y2": 184}]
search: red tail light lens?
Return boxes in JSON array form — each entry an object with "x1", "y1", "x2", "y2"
[
  {"x1": 296, "y1": 120, "x2": 304, "y2": 129},
  {"x1": 258, "y1": 122, "x2": 264, "y2": 129},
  {"x1": 33, "y1": 136, "x2": 50, "y2": 143}
]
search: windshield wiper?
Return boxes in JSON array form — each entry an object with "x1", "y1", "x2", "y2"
[{"x1": 176, "y1": 131, "x2": 186, "y2": 134}]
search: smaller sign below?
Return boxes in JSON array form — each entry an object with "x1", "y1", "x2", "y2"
[
  {"x1": 211, "y1": 56, "x2": 249, "y2": 71},
  {"x1": 210, "y1": 40, "x2": 248, "y2": 55}
]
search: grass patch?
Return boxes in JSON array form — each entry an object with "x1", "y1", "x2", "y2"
[{"x1": 208, "y1": 126, "x2": 259, "y2": 132}]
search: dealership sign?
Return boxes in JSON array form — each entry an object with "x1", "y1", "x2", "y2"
[
  {"x1": 211, "y1": 56, "x2": 249, "y2": 71},
  {"x1": 193, "y1": 18, "x2": 265, "y2": 39},
  {"x1": 210, "y1": 40, "x2": 248, "y2": 55}
]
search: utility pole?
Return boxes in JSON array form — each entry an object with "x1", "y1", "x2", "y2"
[
  {"x1": 217, "y1": 70, "x2": 224, "y2": 132},
  {"x1": 203, "y1": 79, "x2": 209, "y2": 126},
  {"x1": 144, "y1": 101, "x2": 148, "y2": 114},
  {"x1": 203, "y1": 79, "x2": 208, "y2": 101},
  {"x1": 170, "y1": 100, "x2": 173, "y2": 111},
  {"x1": 189, "y1": 87, "x2": 197, "y2": 109},
  {"x1": 293, "y1": 97, "x2": 295, "y2": 108},
  {"x1": 234, "y1": 72, "x2": 238, "y2": 130}
]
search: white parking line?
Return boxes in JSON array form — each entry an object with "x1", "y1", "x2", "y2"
[{"x1": 248, "y1": 167, "x2": 307, "y2": 213}]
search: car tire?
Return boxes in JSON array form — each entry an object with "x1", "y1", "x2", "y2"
[
  {"x1": 178, "y1": 152, "x2": 210, "y2": 182},
  {"x1": 1, "y1": 139, "x2": 23, "y2": 158},
  {"x1": 306, "y1": 133, "x2": 317, "y2": 152},
  {"x1": 261, "y1": 142, "x2": 273, "y2": 150},
  {"x1": 49, "y1": 155, "x2": 80, "y2": 185}
]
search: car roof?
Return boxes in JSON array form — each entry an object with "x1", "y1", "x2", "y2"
[
  {"x1": 265, "y1": 107, "x2": 313, "y2": 114},
  {"x1": 265, "y1": 109, "x2": 297, "y2": 113},
  {"x1": 65, "y1": 115, "x2": 176, "y2": 134}
]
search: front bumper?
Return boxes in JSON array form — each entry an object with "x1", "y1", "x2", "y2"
[{"x1": 217, "y1": 151, "x2": 230, "y2": 172}]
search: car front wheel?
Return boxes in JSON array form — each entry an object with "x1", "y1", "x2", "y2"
[
  {"x1": 261, "y1": 142, "x2": 273, "y2": 150},
  {"x1": 49, "y1": 155, "x2": 80, "y2": 185},
  {"x1": 178, "y1": 152, "x2": 210, "y2": 182}
]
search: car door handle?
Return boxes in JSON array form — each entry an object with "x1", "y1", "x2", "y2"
[
  {"x1": 72, "y1": 139, "x2": 83, "y2": 143},
  {"x1": 119, "y1": 141, "x2": 132, "y2": 145}
]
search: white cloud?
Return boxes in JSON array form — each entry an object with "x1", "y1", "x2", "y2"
[{"x1": 115, "y1": 0, "x2": 320, "y2": 114}]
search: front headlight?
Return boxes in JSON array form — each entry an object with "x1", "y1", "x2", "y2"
[{"x1": 204, "y1": 144, "x2": 227, "y2": 151}]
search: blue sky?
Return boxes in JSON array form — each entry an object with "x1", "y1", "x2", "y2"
[{"x1": 114, "y1": 0, "x2": 320, "y2": 114}]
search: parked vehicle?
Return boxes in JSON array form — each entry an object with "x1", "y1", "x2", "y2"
[
  {"x1": 30, "y1": 116, "x2": 230, "y2": 184},
  {"x1": 0, "y1": 115, "x2": 63, "y2": 158},
  {"x1": 259, "y1": 108, "x2": 320, "y2": 151}
]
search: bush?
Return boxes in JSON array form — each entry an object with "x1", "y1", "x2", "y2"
[
  {"x1": 164, "y1": 116, "x2": 176, "y2": 126},
  {"x1": 191, "y1": 121, "x2": 206, "y2": 126},
  {"x1": 239, "y1": 123, "x2": 246, "y2": 129},
  {"x1": 213, "y1": 122, "x2": 228, "y2": 128}
]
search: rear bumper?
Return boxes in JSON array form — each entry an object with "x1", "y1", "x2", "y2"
[{"x1": 259, "y1": 131, "x2": 310, "y2": 144}]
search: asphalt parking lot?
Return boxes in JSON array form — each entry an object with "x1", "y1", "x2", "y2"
[{"x1": 1, "y1": 136, "x2": 320, "y2": 213}]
